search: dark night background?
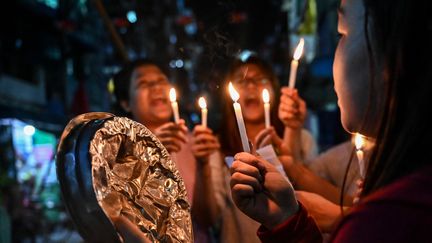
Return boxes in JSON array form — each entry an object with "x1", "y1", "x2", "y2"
[{"x1": 0, "y1": 0, "x2": 345, "y2": 242}]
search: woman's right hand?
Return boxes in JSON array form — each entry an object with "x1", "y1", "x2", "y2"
[
  {"x1": 230, "y1": 152, "x2": 299, "y2": 229},
  {"x1": 153, "y1": 119, "x2": 188, "y2": 153}
]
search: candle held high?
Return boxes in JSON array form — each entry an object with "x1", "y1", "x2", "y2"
[
  {"x1": 228, "y1": 82, "x2": 250, "y2": 152},
  {"x1": 288, "y1": 38, "x2": 305, "y2": 89}
]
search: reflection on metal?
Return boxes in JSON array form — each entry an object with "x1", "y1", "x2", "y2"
[{"x1": 56, "y1": 112, "x2": 192, "y2": 243}]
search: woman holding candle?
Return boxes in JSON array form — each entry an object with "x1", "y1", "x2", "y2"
[
  {"x1": 210, "y1": 54, "x2": 318, "y2": 243},
  {"x1": 219, "y1": 54, "x2": 318, "y2": 159},
  {"x1": 112, "y1": 58, "x2": 221, "y2": 243},
  {"x1": 230, "y1": 0, "x2": 432, "y2": 241}
]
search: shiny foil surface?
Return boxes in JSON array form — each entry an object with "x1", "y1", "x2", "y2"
[{"x1": 89, "y1": 117, "x2": 192, "y2": 242}]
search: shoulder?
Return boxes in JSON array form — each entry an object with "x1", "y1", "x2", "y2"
[
  {"x1": 308, "y1": 141, "x2": 353, "y2": 176},
  {"x1": 332, "y1": 166, "x2": 432, "y2": 242},
  {"x1": 364, "y1": 165, "x2": 432, "y2": 206}
]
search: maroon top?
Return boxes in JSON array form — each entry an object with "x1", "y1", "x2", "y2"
[{"x1": 258, "y1": 165, "x2": 432, "y2": 243}]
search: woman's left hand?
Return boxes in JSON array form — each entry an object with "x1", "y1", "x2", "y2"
[{"x1": 254, "y1": 127, "x2": 290, "y2": 155}]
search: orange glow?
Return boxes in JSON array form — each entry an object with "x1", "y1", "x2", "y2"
[
  {"x1": 293, "y1": 38, "x2": 305, "y2": 61},
  {"x1": 262, "y1": 89, "x2": 270, "y2": 103},
  {"x1": 354, "y1": 133, "x2": 365, "y2": 150},
  {"x1": 198, "y1": 97, "x2": 207, "y2": 109},
  {"x1": 169, "y1": 88, "x2": 177, "y2": 102},
  {"x1": 228, "y1": 82, "x2": 240, "y2": 102}
]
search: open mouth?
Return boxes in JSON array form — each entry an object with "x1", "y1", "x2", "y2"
[
  {"x1": 151, "y1": 97, "x2": 168, "y2": 106},
  {"x1": 244, "y1": 97, "x2": 261, "y2": 107}
]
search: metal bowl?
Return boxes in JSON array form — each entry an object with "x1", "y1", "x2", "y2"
[{"x1": 56, "y1": 112, "x2": 192, "y2": 242}]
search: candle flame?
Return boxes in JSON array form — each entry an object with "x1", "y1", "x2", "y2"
[
  {"x1": 198, "y1": 97, "x2": 207, "y2": 109},
  {"x1": 169, "y1": 88, "x2": 177, "y2": 102},
  {"x1": 354, "y1": 133, "x2": 365, "y2": 150},
  {"x1": 293, "y1": 38, "x2": 305, "y2": 61},
  {"x1": 262, "y1": 89, "x2": 270, "y2": 103},
  {"x1": 228, "y1": 82, "x2": 240, "y2": 102}
]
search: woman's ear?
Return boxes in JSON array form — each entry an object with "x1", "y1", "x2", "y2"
[{"x1": 120, "y1": 100, "x2": 131, "y2": 112}]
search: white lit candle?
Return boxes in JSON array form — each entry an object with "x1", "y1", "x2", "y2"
[
  {"x1": 288, "y1": 38, "x2": 305, "y2": 89},
  {"x1": 169, "y1": 88, "x2": 180, "y2": 124},
  {"x1": 198, "y1": 97, "x2": 208, "y2": 128},
  {"x1": 354, "y1": 133, "x2": 365, "y2": 178},
  {"x1": 262, "y1": 89, "x2": 270, "y2": 128},
  {"x1": 228, "y1": 82, "x2": 250, "y2": 152}
]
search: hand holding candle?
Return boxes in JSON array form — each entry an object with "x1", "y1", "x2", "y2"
[
  {"x1": 169, "y1": 88, "x2": 180, "y2": 124},
  {"x1": 228, "y1": 82, "x2": 251, "y2": 152},
  {"x1": 262, "y1": 89, "x2": 271, "y2": 128},
  {"x1": 288, "y1": 38, "x2": 305, "y2": 89},
  {"x1": 198, "y1": 97, "x2": 208, "y2": 128},
  {"x1": 354, "y1": 133, "x2": 365, "y2": 178}
]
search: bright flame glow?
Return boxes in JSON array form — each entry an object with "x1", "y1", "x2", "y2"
[
  {"x1": 228, "y1": 82, "x2": 240, "y2": 102},
  {"x1": 262, "y1": 89, "x2": 270, "y2": 103},
  {"x1": 169, "y1": 88, "x2": 177, "y2": 102},
  {"x1": 293, "y1": 38, "x2": 305, "y2": 60},
  {"x1": 354, "y1": 133, "x2": 365, "y2": 150},
  {"x1": 23, "y1": 125, "x2": 35, "y2": 136},
  {"x1": 198, "y1": 97, "x2": 207, "y2": 109}
]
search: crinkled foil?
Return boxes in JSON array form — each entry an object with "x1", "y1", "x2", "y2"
[{"x1": 89, "y1": 117, "x2": 192, "y2": 242}]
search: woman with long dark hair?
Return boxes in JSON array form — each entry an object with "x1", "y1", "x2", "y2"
[
  {"x1": 212, "y1": 54, "x2": 319, "y2": 243},
  {"x1": 230, "y1": 0, "x2": 432, "y2": 241}
]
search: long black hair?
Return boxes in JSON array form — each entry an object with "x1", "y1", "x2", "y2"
[{"x1": 361, "y1": 0, "x2": 432, "y2": 195}]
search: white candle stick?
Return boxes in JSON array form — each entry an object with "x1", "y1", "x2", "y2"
[
  {"x1": 169, "y1": 88, "x2": 180, "y2": 124},
  {"x1": 288, "y1": 38, "x2": 305, "y2": 89},
  {"x1": 198, "y1": 97, "x2": 208, "y2": 128},
  {"x1": 354, "y1": 133, "x2": 366, "y2": 178},
  {"x1": 228, "y1": 82, "x2": 250, "y2": 152},
  {"x1": 262, "y1": 89, "x2": 271, "y2": 128}
]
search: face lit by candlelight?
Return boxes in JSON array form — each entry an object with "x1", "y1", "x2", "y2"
[
  {"x1": 126, "y1": 64, "x2": 172, "y2": 125},
  {"x1": 333, "y1": 0, "x2": 383, "y2": 136},
  {"x1": 230, "y1": 63, "x2": 273, "y2": 123}
]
